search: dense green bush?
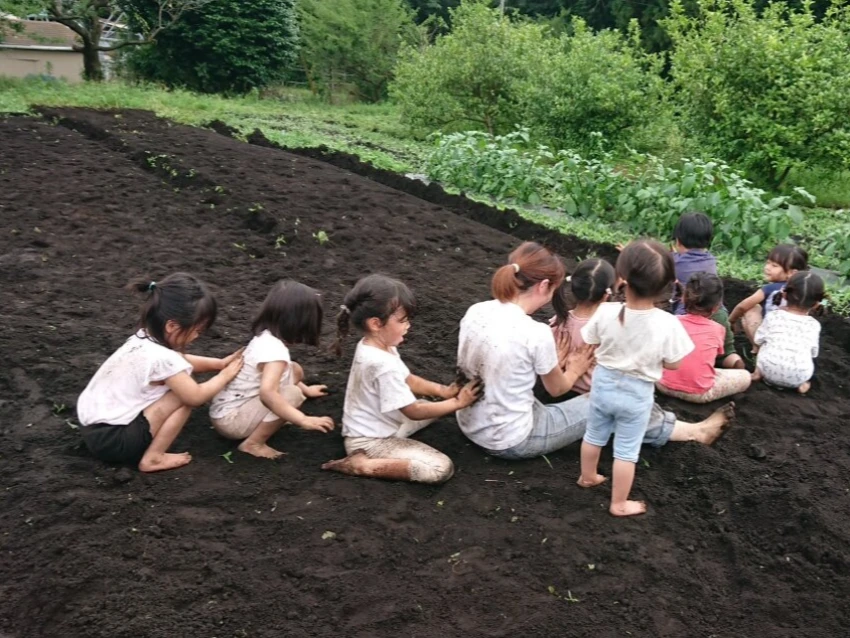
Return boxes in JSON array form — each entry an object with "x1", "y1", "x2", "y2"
[
  {"x1": 425, "y1": 129, "x2": 810, "y2": 259},
  {"x1": 298, "y1": 0, "x2": 419, "y2": 102},
  {"x1": 390, "y1": 1, "x2": 549, "y2": 135},
  {"x1": 521, "y1": 19, "x2": 666, "y2": 153},
  {"x1": 124, "y1": 0, "x2": 299, "y2": 94},
  {"x1": 665, "y1": 0, "x2": 850, "y2": 188}
]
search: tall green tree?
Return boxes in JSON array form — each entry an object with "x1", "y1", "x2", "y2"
[
  {"x1": 125, "y1": 0, "x2": 299, "y2": 94},
  {"x1": 299, "y1": 0, "x2": 418, "y2": 102},
  {"x1": 666, "y1": 0, "x2": 850, "y2": 187}
]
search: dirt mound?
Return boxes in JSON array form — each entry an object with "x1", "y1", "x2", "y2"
[{"x1": 2, "y1": 107, "x2": 849, "y2": 638}]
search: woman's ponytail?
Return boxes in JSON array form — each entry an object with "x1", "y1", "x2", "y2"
[
  {"x1": 333, "y1": 305, "x2": 351, "y2": 356},
  {"x1": 492, "y1": 243, "x2": 565, "y2": 303}
]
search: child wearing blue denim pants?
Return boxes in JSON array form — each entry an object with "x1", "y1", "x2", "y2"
[{"x1": 578, "y1": 241, "x2": 694, "y2": 517}]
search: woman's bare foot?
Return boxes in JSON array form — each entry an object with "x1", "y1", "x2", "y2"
[
  {"x1": 238, "y1": 440, "x2": 286, "y2": 459},
  {"x1": 321, "y1": 449, "x2": 369, "y2": 475},
  {"x1": 695, "y1": 402, "x2": 735, "y2": 445},
  {"x1": 577, "y1": 474, "x2": 607, "y2": 488},
  {"x1": 798, "y1": 381, "x2": 811, "y2": 394},
  {"x1": 139, "y1": 451, "x2": 192, "y2": 473},
  {"x1": 610, "y1": 500, "x2": 647, "y2": 517}
]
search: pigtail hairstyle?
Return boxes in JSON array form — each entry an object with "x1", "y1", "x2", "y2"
[
  {"x1": 252, "y1": 280, "x2": 323, "y2": 346},
  {"x1": 492, "y1": 242, "x2": 566, "y2": 303},
  {"x1": 776, "y1": 271, "x2": 825, "y2": 311},
  {"x1": 333, "y1": 274, "x2": 417, "y2": 356},
  {"x1": 683, "y1": 272, "x2": 724, "y2": 317},
  {"x1": 552, "y1": 258, "x2": 616, "y2": 325},
  {"x1": 127, "y1": 272, "x2": 217, "y2": 348},
  {"x1": 615, "y1": 240, "x2": 676, "y2": 324}
]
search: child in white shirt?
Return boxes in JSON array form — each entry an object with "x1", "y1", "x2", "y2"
[
  {"x1": 752, "y1": 271, "x2": 824, "y2": 394},
  {"x1": 322, "y1": 274, "x2": 481, "y2": 484},
  {"x1": 211, "y1": 280, "x2": 334, "y2": 459},
  {"x1": 579, "y1": 241, "x2": 693, "y2": 517},
  {"x1": 77, "y1": 273, "x2": 244, "y2": 473}
]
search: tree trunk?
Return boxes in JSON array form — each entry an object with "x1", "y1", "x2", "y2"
[{"x1": 82, "y1": 44, "x2": 104, "y2": 82}]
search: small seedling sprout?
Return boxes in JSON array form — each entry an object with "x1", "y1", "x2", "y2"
[{"x1": 221, "y1": 451, "x2": 234, "y2": 464}]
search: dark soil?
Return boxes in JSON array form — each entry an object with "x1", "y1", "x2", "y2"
[{"x1": 2, "y1": 108, "x2": 850, "y2": 638}]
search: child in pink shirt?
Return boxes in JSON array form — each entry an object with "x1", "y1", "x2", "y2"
[
  {"x1": 550, "y1": 258, "x2": 616, "y2": 394},
  {"x1": 657, "y1": 273, "x2": 751, "y2": 403}
]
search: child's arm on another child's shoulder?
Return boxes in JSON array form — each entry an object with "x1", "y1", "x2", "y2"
[
  {"x1": 260, "y1": 361, "x2": 334, "y2": 432},
  {"x1": 183, "y1": 348, "x2": 244, "y2": 373},
  {"x1": 729, "y1": 290, "x2": 765, "y2": 324},
  {"x1": 165, "y1": 354, "x2": 244, "y2": 407},
  {"x1": 399, "y1": 379, "x2": 483, "y2": 420}
]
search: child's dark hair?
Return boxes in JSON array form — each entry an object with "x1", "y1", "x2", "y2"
[
  {"x1": 334, "y1": 274, "x2": 417, "y2": 355},
  {"x1": 492, "y1": 242, "x2": 566, "y2": 303},
  {"x1": 673, "y1": 212, "x2": 713, "y2": 250},
  {"x1": 683, "y1": 272, "x2": 724, "y2": 316},
  {"x1": 773, "y1": 271, "x2": 825, "y2": 311},
  {"x1": 616, "y1": 240, "x2": 676, "y2": 323},
  {"x1": 552, "y1": 258, "x2": 616, "y2": 323},
  {"x1": 128, "y1": 272, "x2": 217, "y2": 348},
  {"x1": 767, "y1": 244, "x2": 809, "y2": 273},
  {"x1": 252, "y1": 280, "x2": 323, "y2": 346}
]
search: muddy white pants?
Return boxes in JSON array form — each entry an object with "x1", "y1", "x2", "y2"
[
  {"x1": 211, "y1": 385, "x2": 306, "y2": 440},
  {"x1": 657, "y1": 369, "x2": 751, "y2": 404},
  {"x1": 344, "y1": 417, "x2": 454, "y2": 484}
]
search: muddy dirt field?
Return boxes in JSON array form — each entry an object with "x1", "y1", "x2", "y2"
[{"x1": 2, "y1": 108, "x2": 850, "y2": 638}]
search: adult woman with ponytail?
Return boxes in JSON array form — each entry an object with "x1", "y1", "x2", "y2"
[{"x1": 456, "y1": 243, "x2": 735, "y2": 463}]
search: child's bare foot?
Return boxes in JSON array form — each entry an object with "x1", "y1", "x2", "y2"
[
  {"x1": 139, "y1": 452, "x2": 192, "y2": 473},
  {"x1": 238, "y1": 440, "x2": 286, "y2": 459},
  {"x1": 577, "y1": 474, "x2": 607, "y2": 488},
  {"x1": 696, "y1": 402, "x2": 735, "y2": 445},
  {"x1": 798, "y1": 381, "x2": 811, "y2": 394},
  {"x1": 321, "y1": 449, "x2": 369, "y2": 475},
  {"x1": 610, "y1": 500, "x2": 647, "y2": 517}
]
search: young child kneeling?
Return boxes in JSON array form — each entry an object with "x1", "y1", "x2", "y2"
[
  {"x1": 322, "y1": 274, "x2": 481, "y2": 484},
  {"x1": 209, "y1": 281, "x2": 334, "y2": 459},
  {"x1": 657, "y1": 273, "x2": 751, "y2": 403}
]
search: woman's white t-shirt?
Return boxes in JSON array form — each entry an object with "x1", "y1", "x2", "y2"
[
  {"x1": 456, "y1": 300, "x2": 559, "y2": 451},
  {"x1": 77, "y1": 331, "x2": 193, "y2": 426},
  {"x1": 210, "y1": 330, "x2": 292, "y2": 419},
  {"x1": 581, "y1": 303, "x2": 694, "y2": 383},
  {"x1": 341, "y1": 340, "x2": 417, "y2": 439}
]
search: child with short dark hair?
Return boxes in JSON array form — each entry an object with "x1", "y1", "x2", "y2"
[
  {"x1": 210, "y1": 280, "x2": 333, "y2": 459},
  {"x1": 752, "y1": 271, "x2": 824, "y2": 394},
  {"x1": 77, "y1": 273, "x2": 244, "y2": 472},
  {"x1": 670, "y1": 211, "x2": 743, "y2": 369},
  {"x1": 729, "y1": 244, "x2": 809, "y2": 350},
  {"x1": 657, "y1": 273, "x2": 751, "y2": 403},
  {"x1": 578, "y1": 240, "x2": 693, "y2": 517},
  {"x1": 322, "y1": 274, "x2": 481, "y2": 484}
]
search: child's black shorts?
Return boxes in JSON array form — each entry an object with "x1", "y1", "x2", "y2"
[{"x1": 81, "y1": 414, "x2": 153, "y2": 465}]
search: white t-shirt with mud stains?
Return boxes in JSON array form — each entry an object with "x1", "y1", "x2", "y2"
[
  {"x1": 456, "y1": 300, "x2": 559, "y2": 451},
  {"x1": 77, "y1": 331, "x2": 193, "y2": 426},
  {"x1": 210, "y1": 330, "x2": 292, "y2": 419},
  {"x1": 341, "y1": 340, "x2": 417, "y2": 439}
]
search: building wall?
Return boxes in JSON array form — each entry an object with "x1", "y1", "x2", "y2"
[{"x1": 0, "y1": 49, "x2": 84, "y2": 82}]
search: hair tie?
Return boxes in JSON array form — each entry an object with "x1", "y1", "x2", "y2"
[
  {"x1": 566, "y1": 275, "x2": 572, "y2": 283},
  {"x1": 340, "y1": 304, "x2": 350, "y2": 315},
  {"x1": 511, "y1": 263, "x2": 520, "y2": 274},
  {"x1": 605, "y1": 287, "x2": 612, "y2": 295},
  {"x1": 148, "y1": 281, "x2": 156, "y2": 292}
]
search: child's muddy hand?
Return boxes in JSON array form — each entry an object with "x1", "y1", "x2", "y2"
[
  {"x1": 567, "y1": 344, "x2": 595, "y2": 376},
  {"x1": 221, "y1": 353, "x2": 244, "y2": 380},
  {"x1": 300, "y1": 416, "x2": 334, "y2": 432},
  {"x1": 457, "y1": 379, "x2": 484, "y2": 408},
  {"x1": 220, "y1": 347, "x2": 245, "y2": 368},
  {"x1": 441, "y1": 382, "x2": 461, "y2": 399},
  {"x1": 616, "y1": 243, "x2": 625, "y2": 252},
  {"x1": 303, "y1": 384, "x2": 328, "y2": 398}
]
